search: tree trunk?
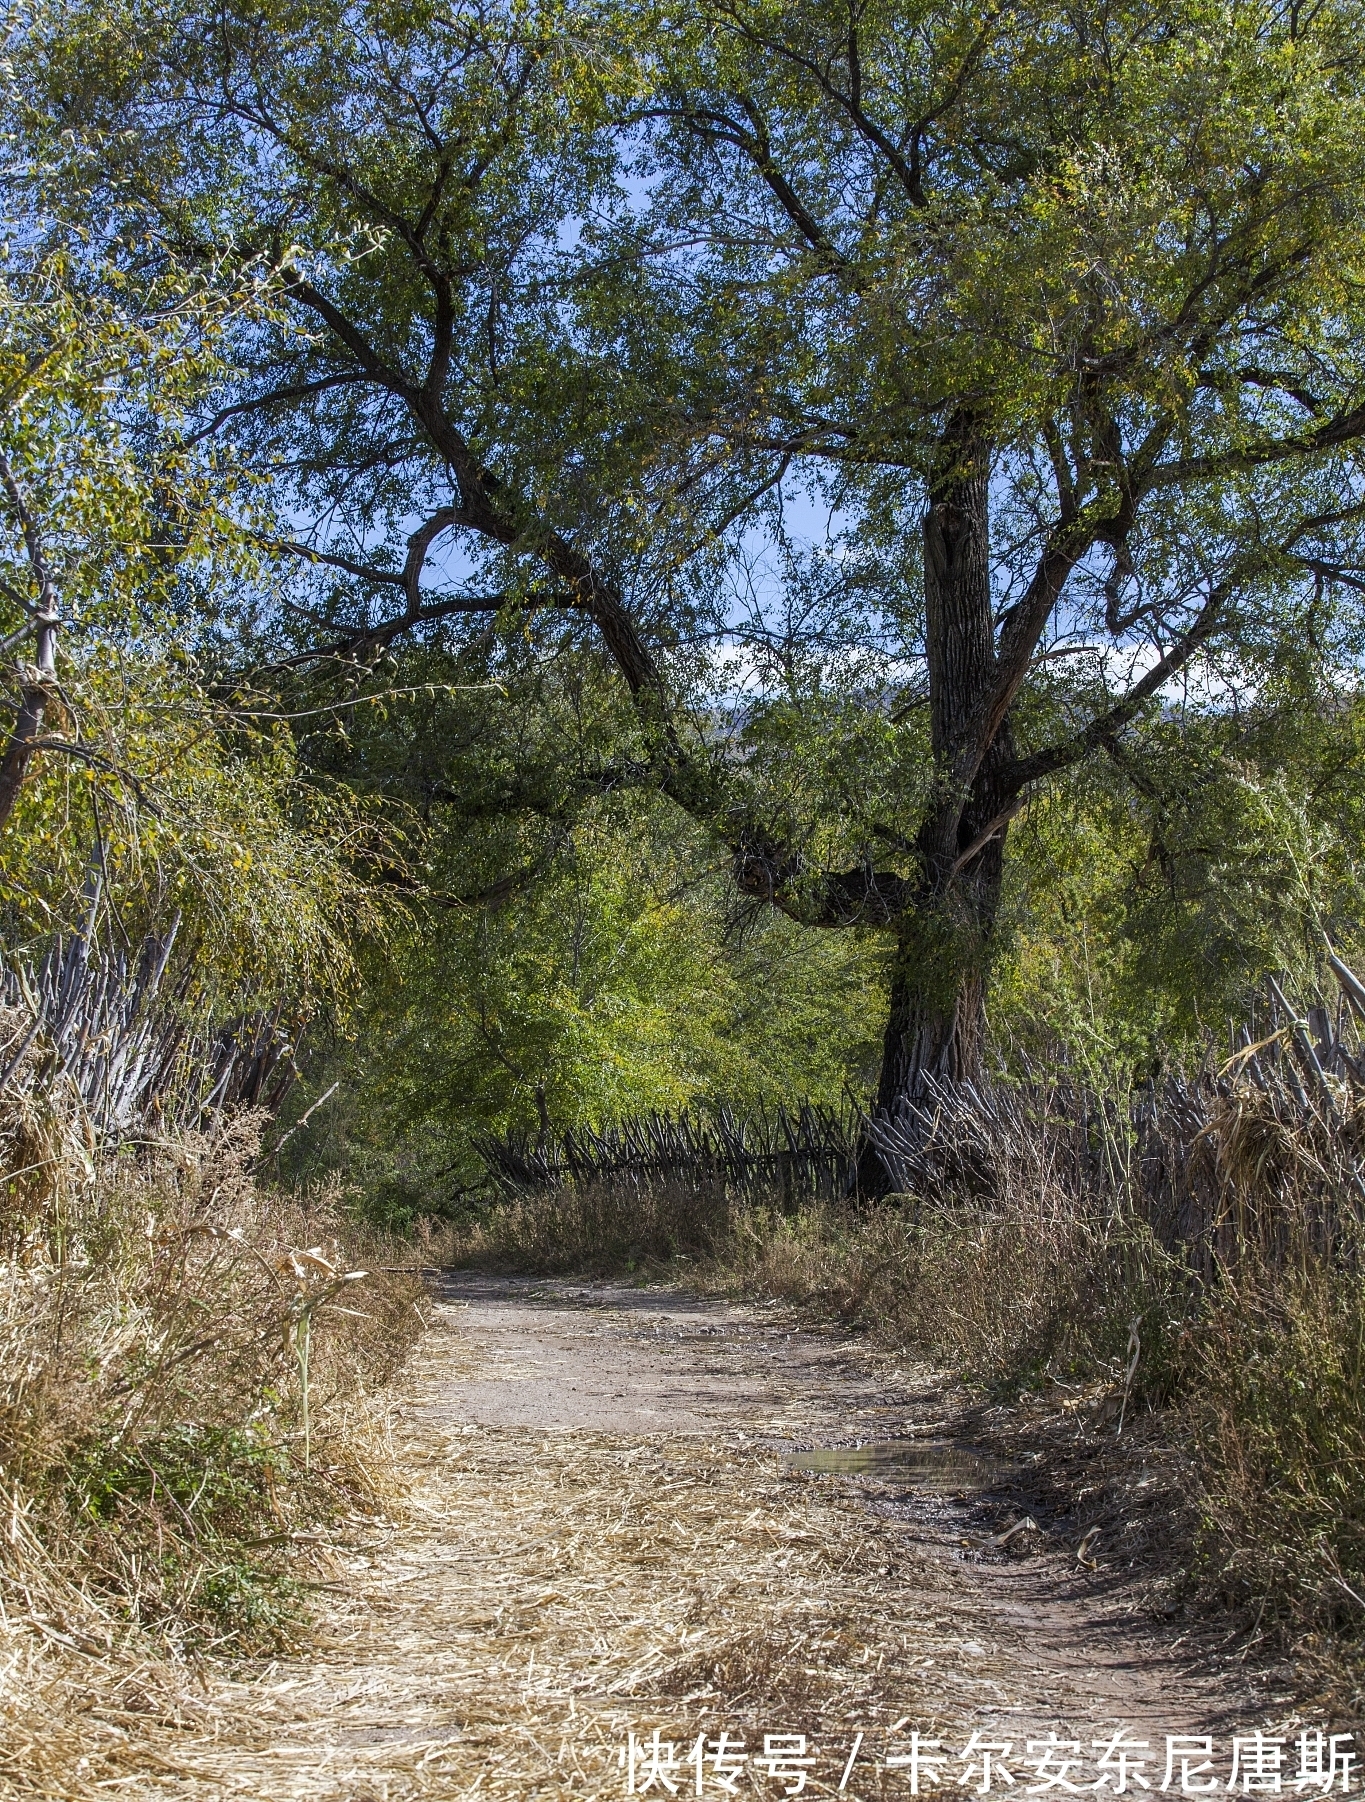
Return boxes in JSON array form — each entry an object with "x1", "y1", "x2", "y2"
[
  {"x1": 873, "y1": 428, "x2": 1015, "y2": 1118},
  {"x1": 872, "y1": 821, "x2": 1007, "y2": 1113},
  {"x1": 0, "y1": 611, "x2": 57, "y2": 832}
]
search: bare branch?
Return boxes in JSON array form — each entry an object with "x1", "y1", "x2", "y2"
[
  {"x1": 0, "y1": 451, "x2": 57, "y2": 619},
  {"x1": 1001, "y1": 580, "x2": 1229, "y2": 791},
  {"x1": 646, "y1": 100, "x2": 848, "y2": 271},
  {"x1": 280, "y1": 274, "x2": 420, "y2": 402},
  {"x1": 182, "y1": 371, "x2": 371, "y2": 448},
  {"x1": 264, "y1": 537, "x2": 410, "y2": 587},
  {"x1": 950, "y1": 794, "x2": 1029, "y2": 877}
]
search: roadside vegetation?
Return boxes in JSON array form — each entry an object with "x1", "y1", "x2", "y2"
[
  {"x1": 5, "y1": 0, "x2": 1365, "y2": 1767},
  {"x1": 0, "y1": 1003, "x2": 425, "y2": 1784}
]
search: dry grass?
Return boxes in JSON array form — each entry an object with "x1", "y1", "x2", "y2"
[
  {"x1": 0, "y1": 1006, "x2": 429, "y2": 1793},
  {"x1": 176, "y1": 1430, "x2": 928, "y2": 1797},
  {"x1": 454, "y1": 1184, "x2": 1179, "y2": 1398},
  {"x1": 705, "y1": 1200, "x2": 1172, "y2": 1385},
  {"x1": 1184, "y1": 1259, "x2": 1365, "y2": 1668},
  {"x1": 453, "y1": 1176, "x2": 733, "y2": 1273},
  {"x1": 46, "y1": 1306, "x2": 1171, "y2": 1801}
]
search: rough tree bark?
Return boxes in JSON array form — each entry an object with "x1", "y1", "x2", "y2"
[
  {"x1": 0, "y1": 623, "x2": 58, "y2": 832},
  {"x1": 0, "y1": 452, "x2": 59, "y2": 833},
  {"x1": 870, "y1": 431, "x2": 1016, "y2": 1119}
]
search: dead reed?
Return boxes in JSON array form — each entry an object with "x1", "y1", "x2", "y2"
[{"x1": 454, "y1": 1174, "x2": 734, "y2": 1272}]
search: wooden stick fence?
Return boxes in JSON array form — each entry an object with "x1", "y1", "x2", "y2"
[
  {"x1": 0, "y1": 922, "x2": 297, "y2": 1135},
  {"x1": 476, "y1": 1101, "x2": 861, "y2": 1205}
]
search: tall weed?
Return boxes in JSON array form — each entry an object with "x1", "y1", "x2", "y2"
[
  {"x1": 715, "y1": 1199, "x2": 1187, "y2": 1396},
  {"x1": 454, "y1": 1175, "x2": 732, "y2": 1272},
  {"x1": 1188, "y1": 1258, "x2": 1365, "y2": 1641}
]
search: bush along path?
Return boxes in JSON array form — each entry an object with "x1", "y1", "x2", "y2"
[{"x1": 40, "y1": 1274, "x2": 1328, "y2": 1801}]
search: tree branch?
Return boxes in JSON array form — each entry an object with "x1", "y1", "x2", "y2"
[
  {"x1": 950, "y1": 794, "x2": 1028, "y2": 877},
  {"x1": 264, "y1": 537, "x2": 409, "y2": 587},
  {"x1": 1000, "y1": 580, "x2": 1229, "y2": 791},
  {"x1": 649, "y1": 100, "x2": 848, "y2": 271},
  {"x1": 182, "y1": 371, "x2": 371, "y2": 448},
  {"x1": 21, "y1": 739, "x2": 163, "y2": 815},
  {"x1": 955, "y1": 522, "x2": 1092, "y2": 788},
  {"x1": 1148, "y1": 398, "x2": 1365, "y2": 491},
  {"x1": 280, "y1": 274, "x2": 420, "y2": 402},
  {"x1": 710, "y1": 0, "x2": 997, "y2": 211},
  {"x1": 732, "y1": 832, "x2": 911, "y2": 926}
]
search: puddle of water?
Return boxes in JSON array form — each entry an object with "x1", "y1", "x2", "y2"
[{"x1": 784, "y1": 1440, "x2": 1014, "y2": 1494}]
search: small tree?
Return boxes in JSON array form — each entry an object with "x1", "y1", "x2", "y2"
[{"x1": 0, "y1": 225, "x2": 388, "y2": 995}]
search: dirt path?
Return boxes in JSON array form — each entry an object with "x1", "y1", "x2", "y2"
[{"x1": 137, "y1": 1278, "x2": 1288, "y2": 1799}]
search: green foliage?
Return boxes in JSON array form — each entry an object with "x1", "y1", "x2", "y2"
[
  {"x1": 22, "y1": 0, "x2": 1365, "y2": 1114},
  {"x1": 64, "y1": 1421, "x2": 307, "y2": 1644},
  {"x1": 0, "y1": 228, "x2": 394, "y2": 1009},
  {"x1": 994, "y1": 688, "x2": 1365, "y2": 1072},
  {"x1": 68, "y1": 1420, "x2": 288, "y2": 1529},
  {"x1": 1, "y1": 652, "x2": 392, "y2": 998},
  {"x1": 14, "y1": 0, "x2": 1365, "y2": 1187},
  {"x1": 660, "y1": 0, "x2": 1365, "y2": 462},
  {"x1": 299, "y1": 799, "x2": 887, "y2": 1215},
  {"x1": 269, "y1": 643, "x2": 888, "y2": 1213}
]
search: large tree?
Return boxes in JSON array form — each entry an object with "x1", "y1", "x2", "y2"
[
  {"x1": 646, "y1": 0, "x2": 1365, "y2": 1107},
  {"x1": 28, "y1": 0, "x2": 1365, "y2": 1142}
]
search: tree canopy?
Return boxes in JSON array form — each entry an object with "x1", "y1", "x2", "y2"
[{"x1": 6, "y1": 0, "x2": 1365, "y2": 1195}]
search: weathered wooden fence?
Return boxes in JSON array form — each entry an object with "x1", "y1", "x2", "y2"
[
  {"x1": 0, "y1": 921, "x2": 296, "y2": 1135},
  {"x1": 478, "y1": 955, "x2": 1365, "y2": 1275},
  {"x1": 476, "y1": 1101, "x2": 861, "y2": 1205}
]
